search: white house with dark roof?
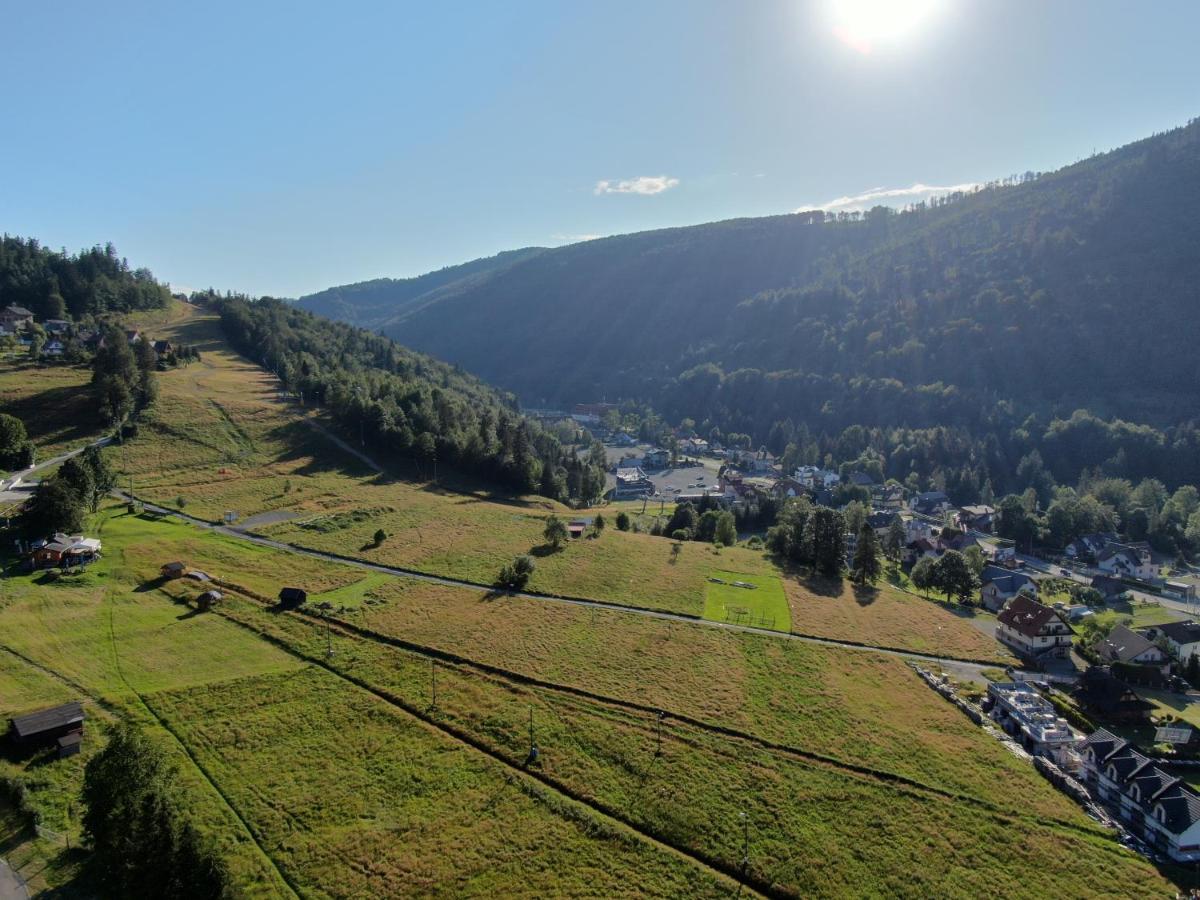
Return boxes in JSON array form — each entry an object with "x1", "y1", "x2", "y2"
[
  {"x1": 996, "y1": 594, "x2": 1073, "y2": 659},
  {"x1": 1081, "y1": 728, "x2": 1200, "y2": 862},
  {"x1": 1143, "y1": 621, "x2": 1200, "y2": 664},
  {"x1": 1097, "y1": 542, "x2": 1157, "y2": 581}
]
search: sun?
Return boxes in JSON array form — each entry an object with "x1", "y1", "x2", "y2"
[{"x1": 828, "y1": 0, "x2": 944, "y2": 54}]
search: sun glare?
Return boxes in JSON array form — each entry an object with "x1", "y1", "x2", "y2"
[{"x1": 828, "y1": 0, "x2": 944, "y2": 54}]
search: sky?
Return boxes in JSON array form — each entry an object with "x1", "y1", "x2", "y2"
[{"x1": 3, "y1": 0, "x2": 1199, "y2": 298}]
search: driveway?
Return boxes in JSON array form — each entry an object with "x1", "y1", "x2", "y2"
[{"x1": 0, "y1": 859, "x2": 28, "y2": 900}]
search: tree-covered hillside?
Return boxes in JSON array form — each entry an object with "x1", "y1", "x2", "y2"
[
  {"x1": 216, "y1": 296, "x2": 607, "y2": 501},
  {"x1": 0, "y1": 236, "x2": 171, "y2": 319},
  {"x1": 303, "y1": 118, "x2": 1200, "y2": 434},
  {"x1": 296, "y1": 247, "x2": 545, "y2": 328}
]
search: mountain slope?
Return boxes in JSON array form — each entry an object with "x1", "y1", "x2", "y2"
[
  {"x1": 303, "y1": 119, "x2": 1200, "y2": 428},
  {"x1": 295, "y1": 247, "x2": 545, "y2": 328}
]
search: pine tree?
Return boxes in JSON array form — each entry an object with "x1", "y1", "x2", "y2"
[{"x1": 851, "y1": 522, "x2": 882, "y2": 585}]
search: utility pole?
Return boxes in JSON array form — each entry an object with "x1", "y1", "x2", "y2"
[{"x1": 526, "y1": 706, "x2": 539, "y2": 766}]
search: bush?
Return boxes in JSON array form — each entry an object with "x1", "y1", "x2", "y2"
[
  {"x1": 615, "y1": 511, "x2": 631, "y2": 531},
  {"x1": 745, "y1": 535, "x2": 764, "y2": 550},
  {"x1": 373, "y1": 528, "x2": 387, "y2": 546},
  {"x1": 496, "y1": 554, "x2": 535, "y2": 590},
  {"x1": 671, "y1": 528, "x2": 691, "y2": 542}
]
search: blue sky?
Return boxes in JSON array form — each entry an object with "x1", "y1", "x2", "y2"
[{"x1": 3, "y1": 1, "x2": 1198, "y2": 297}]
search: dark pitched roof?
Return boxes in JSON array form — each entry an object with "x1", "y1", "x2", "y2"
[
  {"x1": 3, "y1": 305, "x2": 34, "y2": 317},
  {"x1": 1090, "y1": 575, "x2": 1128, "y2": 597},
  {"x1": 867, "y1": 511, "x2": 897, "y2": 529},
  {"x1": 1157, "y1": 620, "x2": 1200, "y2": 646},
  {"x1": 1156, "y1": 788, "x2": 1200, "y2": 833},
  {"x1": 1082, "y1": 727, "x2": 1125, "y2": 762},
  {"x1": 1094, "y1": 624, "x2": 1162, "y2": 665},
  {"x1": 847, "y1": 471, "x2": 875, "y2": 486},
  {"x1": 9, "y1": 702, "x2": 84, "y2": 739},
  {"x1": 997, "y1": 594, "x2": 1071, "y2": 638},
  {"x1": 1073, "y1": 667, "x2": 1153, "y2": 716}
]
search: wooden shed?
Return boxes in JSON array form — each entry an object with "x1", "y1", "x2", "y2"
[
  {"x1": 161, "y1": 561, "x2": 187, "y2": 579},
  {"x1": 10, "y1": 702, "x2": 85, "y2": 758},
  {"x1": 278, "y1": 587, "x2": 307, "y2": 608}
]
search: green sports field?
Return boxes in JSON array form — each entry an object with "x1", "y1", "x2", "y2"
[{"x1": 702, "y1": 569, "x2": 791, "y2": 632}]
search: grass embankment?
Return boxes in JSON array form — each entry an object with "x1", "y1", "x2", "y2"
[{"x1": 111, "y1": 311, "x2": 1011, "y2": 661}]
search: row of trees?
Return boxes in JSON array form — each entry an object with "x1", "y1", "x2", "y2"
[
  {"x1": 215, "y1": 296, "x2": 607, "y2": 503},
  {"x1": 21, "y1": 445, "x2": 114, "y2": 536},
  {"x1": 82, "y1": 723, "x2": 229, "y2": 897}
]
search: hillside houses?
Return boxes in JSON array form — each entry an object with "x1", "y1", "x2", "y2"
[
  {"x1": 911, "y1": 490, "x2": 953, "y2": 517},
  {"x1": 1092, "y1": 624, "x2": 1170, "y2": 674},
  {"x1": 0, "y1": 305, "x2": 34, "y2": 331},
  {"x1": 996, "y1": 595, "x2": 1073, "y2": 659},
  {"x1": 1097, "y1": 542, "x2": 1157, "y2": 581},
  {"x1": 1081, "y1": 728, "x2": 1200, "y2": 862},
  {"x1": 1142, "y1": 621, "x2": 1200, "y2": 665},
  {"x1": 614, "y1": 467, "x2": 654, "y2": 499},
  {"x1": 980, "y1": 565, "x2": 1037, "y2": 612}
]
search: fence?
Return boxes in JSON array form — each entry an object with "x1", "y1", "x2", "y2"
[{"x1": 724, "y1": 607, "x2": 776, "y2": 630}]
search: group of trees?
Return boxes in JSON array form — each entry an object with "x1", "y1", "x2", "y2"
[
  {"x1": 82, "y1": 723, "x2": 229, "y2": 897},
  {"x1": 0, "y1": 413, "x2": 34, "y2": 470},
  {"x1": 21, "y1": 445, "x2": 114, "y2": 536},
  {"x1": 0, "y1": 236, "x2": 171, "y2": 319},
  {"x1": 91, "y1": 327, "x2": 158, "y2": 426},
  {"x1": 910, "y1": 550, "x2": 981, "y2": 605},
  {"x1": 765, "y1": 498, "x2": 846, "y2": 577},
  {"x1": 654, "y1": 499, "x2": 737, "y2": 546},
  {"x1": 215, "y1": 296, "x2": 607, "y2": 503}
]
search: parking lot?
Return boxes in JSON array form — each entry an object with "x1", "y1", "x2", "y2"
[{"x1": 604, "y1": 445, "x2": 722, "y2": 499}]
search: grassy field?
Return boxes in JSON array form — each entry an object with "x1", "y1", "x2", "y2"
[
  {"x1": 702, "y1": 569, "x2": 790, "y2": 631},
  {"x1": 188, "y1": 571, "x2": 1174, "y2": 897},
  {"x1": 0, "y1": 301, "x2": 193, "y2": 464},
  {"x1": 0, "y1": 361, "x2": 101, "y2": 461},
  {"x1": 105, "y1": 309, "x2": 1012, "y2": 662},
  {"x1": 0, "y1": 498, "x2": 1180, "y2": 895}
]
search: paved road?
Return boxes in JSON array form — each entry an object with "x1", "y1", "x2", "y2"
[
  {"x1": 0, "y1": 436, "x2": 113, "y2": 508},
  {"x1": 117, "y1": 490, "x2": 1008, "y2": 675},
  {"x1": 0, "y1": 859, "x2": 27, "y2": 900}
]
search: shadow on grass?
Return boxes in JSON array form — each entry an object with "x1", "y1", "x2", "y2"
[
  {"x1": 528, "y1": 543, "x2": 563, "y2": 558},
  {"x1": 133, "y1": 575, "x2": 170, "y2": 593},
  {"x1": 851, "y1": 584, "x2": 879, "y2": 606}
]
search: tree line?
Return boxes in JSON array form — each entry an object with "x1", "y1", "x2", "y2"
[
  {"x1": 0, "y1": 236, "x2": 171, "y2": 320},
  {"x1": 214, "y1": 295, "x2": 607, "y2": 502}
]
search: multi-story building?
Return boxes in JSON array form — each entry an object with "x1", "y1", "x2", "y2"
[
  {"x1": 986, "y1": 682, "x2": 1080, "y2": 766},
  {"x1": 995, "y1": 594, "x2": 1073, "y2": 659},
  {"x1": 1080, "y1": 729, "x2": 1200, "y2": 862}
]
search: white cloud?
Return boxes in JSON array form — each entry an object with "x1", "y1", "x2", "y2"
[
  {"x1": 797, "y1": 181, "x2": 978, "y2": 213},
  {"x1": 594, "y1": 175, "x2": 680, "y2": 196}
]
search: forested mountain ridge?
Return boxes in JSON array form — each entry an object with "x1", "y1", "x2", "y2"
[
  {"x1": 301, "y1": 118, "x2": 1200, "y2": 432},
  {"x1": 216, "y1": 296, "x2": 607, "y2": 502},
  {"x1": 0, "y1": 236, "x2": 171, "y2": 319},
  {"x1": 295, "y1": 247, "x2": 545, "y2": 329}
]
